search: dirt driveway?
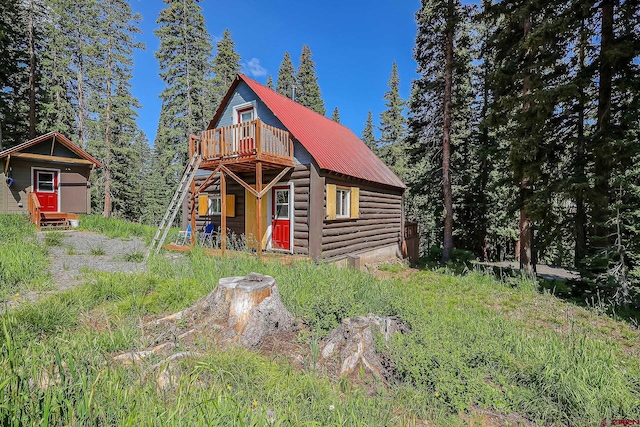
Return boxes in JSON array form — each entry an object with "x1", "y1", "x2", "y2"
[
  {"x1": 3, "y1": 231, "x2": 148, "y2": 310},
  {"x1": 44, "y1": 231, "x2": 147, "y2": 291}
]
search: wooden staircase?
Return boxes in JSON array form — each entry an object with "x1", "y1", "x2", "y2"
[
  {"x1": 28, "y1": 192, "x2": 78, "y2": 230},
  {"x1": 39, "y1": 212, "x2": 79, "y2": 230}
]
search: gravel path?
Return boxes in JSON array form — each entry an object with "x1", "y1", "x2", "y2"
[
  {"x1": 3, "y1": 231, "x2": 148, "y2": 310},
  {"x1": 43, "y1": 231, "x2": 147, "y2": 291}
]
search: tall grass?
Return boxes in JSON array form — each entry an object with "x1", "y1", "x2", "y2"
[
  {"x1": 387, "y1": 272, "x2": 640, "y2": 425},
  {"x1": 0, "y1": 214, "x2": 50, "y2": 300},
  {"x1": 1, "y1": 240, "x2": 639, "y2": 425},
  {"x1": 78, "y1": 215, "x2": 157, "y2": 243}
]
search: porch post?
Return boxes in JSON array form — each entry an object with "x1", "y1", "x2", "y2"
[
  {"x1": 190, "y1": 175, "x2": 197, "y2": 246},
  {"x1": 256, "y1": 161, "x2": 263, "y2": 261},
  {"x1": 220, "y1": 170, "x2": 227, "y2": 253},
  {"x1": 188, "y1": 135, "x2": 196, "y2": 245}
]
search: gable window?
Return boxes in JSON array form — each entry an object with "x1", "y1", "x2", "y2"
[
  {"x1": 233, "y1": 102, "x2": 256, "y2": 125},
  {"x1": 326, "y1": 184, "x2": 359, "y2": 220},
  {"x1": 238, "y1": 107, "x2": 254, "y2": 123}
]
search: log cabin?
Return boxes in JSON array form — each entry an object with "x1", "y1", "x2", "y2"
[
  {"x1": 0, "y1": 132, "x2": 102, "y2": 228},
  {"x1": 185, "y1": 74, "x2": 412, "y2": 263}
]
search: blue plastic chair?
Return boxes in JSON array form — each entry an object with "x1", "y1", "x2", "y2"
[{"x1": 199, "y1": 223, "x2": 216, "y2": 247}]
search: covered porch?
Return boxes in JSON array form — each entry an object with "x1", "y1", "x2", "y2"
[{"x1": 187, "y1": 119, "x2": 296, "y2": 259}]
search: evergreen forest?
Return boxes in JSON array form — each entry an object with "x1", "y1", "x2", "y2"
[{"x1": 1, "y1": 0, "x2": 639, "y2": 311}]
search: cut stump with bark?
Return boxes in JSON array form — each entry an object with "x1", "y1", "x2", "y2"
[
  {"x1": 114, "y1": 273, "x2": 296, "y2": 388},
  {"x1": 320, "y1": 314, "x2": 410, "y2": 381}
]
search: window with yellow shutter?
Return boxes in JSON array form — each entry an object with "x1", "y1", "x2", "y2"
[
  {"x1": 326, "y1": 184, "x2": 359, "y2": 220},
  {"x1": 204, "y1": 195, "x2": 235, "y2": 217}
]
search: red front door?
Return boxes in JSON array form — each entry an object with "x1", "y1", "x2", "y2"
[
  {"x1": 33, "y1": 169, "x2": 59, "y2": 212},
  {"x1": 271, "y1": 187, "x2": 290, "y2": 250}
]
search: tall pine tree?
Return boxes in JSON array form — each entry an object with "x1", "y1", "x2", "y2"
[
  {"x1": 151, "y1": 0, "x2": 212, "y2": 221},
  {"x1": 0, "y1": 0, "x2": 25, "y2": 148},
  {"x1": 276, "y1": 52, "x2": 295, "y2": 99},
  {"x1": 331, "y1": 107, "x2": 340, "y2": 123},
  {"x1": 361, "y1": 110, "x2": 376, "y2": 151},
  {"x1": 86, "y1": 0, "x2": 144, "y2": 218},
  {"x1": 210, "y1": 28, "x2": 241, "y2": 113},
  {"x1": 378, "y1": 61, "x2": 408, "y2": 179},
  {"x1": 409, "y1": 0, "x2": 473, "y2": 262},
  {"x1": 295, "y1": 45, "x2": 325, "y2": 115}
]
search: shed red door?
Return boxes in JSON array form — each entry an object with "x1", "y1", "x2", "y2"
[
  {"x1": 33, "y1": 169, "x2": 59, "y2": 212},
  {"x1": 271, "y1": 187, "x2": 290, "y2": 250}
]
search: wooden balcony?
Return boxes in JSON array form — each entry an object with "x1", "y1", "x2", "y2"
[{"x1": 193, "y1": 119, "x2": 295, "y2": 172}]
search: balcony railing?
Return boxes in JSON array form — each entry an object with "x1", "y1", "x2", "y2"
[{"x1": 197, "y1": 119, "x2": 294, "y2": 164}]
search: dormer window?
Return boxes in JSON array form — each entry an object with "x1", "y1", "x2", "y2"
[
  {"x1": 238, "y1": 107, "x2": 254, "y2": 123},
  {"x1": 233, "y1": 102, "x2": 256, "y2": 124}
]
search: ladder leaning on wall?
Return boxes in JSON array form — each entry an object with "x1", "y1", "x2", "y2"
[{"x1": 145, "y1": 153, "x2": 202, "y2": 261}]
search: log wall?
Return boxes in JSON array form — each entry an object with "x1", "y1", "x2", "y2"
[{"x1": 321, "y1": 174, "x2": 404, "y2": 261}]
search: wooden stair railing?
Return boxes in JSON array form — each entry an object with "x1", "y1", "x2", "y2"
[{"x1": 28, "y1": 192, "x2": 41, "y2": 229}]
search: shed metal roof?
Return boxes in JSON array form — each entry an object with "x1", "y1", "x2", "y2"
[
  {"x1": 209, "y1": 74, "x2": 406, "y2": 189},
  {"x1": 0, "y1": 132, "x2": 102, "y2": 167}
]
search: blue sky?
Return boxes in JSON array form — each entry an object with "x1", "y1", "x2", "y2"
[{"x1": 129, "y1": 0, "x2": 420, "y2": 145}]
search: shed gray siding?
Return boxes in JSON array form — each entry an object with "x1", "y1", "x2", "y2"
[
  {"x1": 0, "y1": 159, "x2": 91, "y2": 214},
  {"x1": 23, "y1": 141, "x2": 76, "y2": 158},
  {"x1": 1, "y1": 160, "x2": 34, "y2": 214}
]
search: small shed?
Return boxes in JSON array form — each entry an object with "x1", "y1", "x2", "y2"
[{"x1": 0, "y1": 132, "x2": 102, "y2": 226}]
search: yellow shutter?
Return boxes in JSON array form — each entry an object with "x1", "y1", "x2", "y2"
[
  {"x1": 350, "y1": 187, "x2": 359, "y2": 219},
  {"x1": 198, "y1": 195, "x2": 209, "y2": 216},
  {"x1": 326, "y1": 184, "x2": 337, "y2": 220},
  {"x1": 225, "y1": 195, "x2": 235, "y2": 217}
]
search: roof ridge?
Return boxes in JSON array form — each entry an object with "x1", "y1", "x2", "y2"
[{"x1": 238, "y1": 74, "x2": 353, "y2": 130}]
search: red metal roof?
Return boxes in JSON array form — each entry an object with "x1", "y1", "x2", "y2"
[
  {"x1": 0, "y1": 132, "x2": 102, "y2": 167},
  {"x1": 210, "y1": 74, "x2": 406, "y2": 189}
]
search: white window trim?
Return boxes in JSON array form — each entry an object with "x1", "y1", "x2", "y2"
[
  {"x1": 336, "y1": 187, "x2": 351, "y2": 219},
  {"x1": 266, "y1": 181, "x2": 294, "y2": 254},
  {"x1": 208, "y1": 196, "x2": 222, "y2": 216},
  {"x1": 232, "y1": 102, "x2": 257, "y2": 125},
  {"x1": 30, "y1": 166, "x2": 61, "y2": 213}
]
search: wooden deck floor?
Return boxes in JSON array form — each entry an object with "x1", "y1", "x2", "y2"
[{"x1": 164, "y1": 243, "x2": 310, "y2": 264}]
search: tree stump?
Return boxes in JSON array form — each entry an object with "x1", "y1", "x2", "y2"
[
  {"x1": 143, "y1": 272, "x2": 295, "y2": 350},
  {"x1": 114, "y1": 273, "x2": 296, "y2": 389},
  {"x1": 320, "y1": 314, "x2": 409, "y2": 381},
  {"x1": 191, "y1": 272, "x2": 296, "y2": 348}
]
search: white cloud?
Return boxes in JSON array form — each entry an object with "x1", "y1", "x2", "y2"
[{"x1": 244, "y1": 58, "x2": 267, "y2": 77}]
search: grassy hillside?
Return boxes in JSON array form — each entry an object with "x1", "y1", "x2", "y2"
[
  {"x1": 0, "y1": 215, "x2": 50, "y2": 301},
  {"x1": 0, "y1": 214, "x2": 639, "y2": 426}
]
